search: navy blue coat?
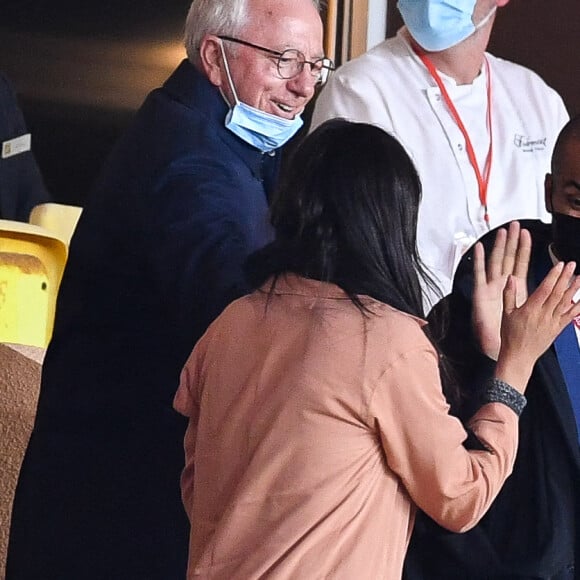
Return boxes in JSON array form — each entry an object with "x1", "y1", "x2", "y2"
[
  {"x1": 0, "y1": 72, "x2": 49, "y2": 221},
  {"x1": 404, "y1": 220, "x2": 580, "y2": 580},
  {"x1": 7, "y1": 60, "x2": 280, "y2": 580}
]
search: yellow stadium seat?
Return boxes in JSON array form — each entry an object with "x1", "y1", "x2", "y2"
[
  {"x1": 29, "y1": 202, "x2": 83, "y2": 246},
  {"x1": 0, "y1": 253, "x2": 50, "y2": 347},
  {"x1": 0, "y1": 220, "x2": 68, "y2": 347}
]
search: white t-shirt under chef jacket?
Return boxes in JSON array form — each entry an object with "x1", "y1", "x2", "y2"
[{"x1": 311, "y1": 28, "x2": 569, "y2": 308}]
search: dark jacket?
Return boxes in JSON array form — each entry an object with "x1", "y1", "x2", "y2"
[
  {"x1": 404, "y1": 220, "x2": 580, "y2": 580},
  {"x1": 7, "y1": 60, "x2": 280, "y2": 580},
  {"x1": 0, "y1": 72, "x2": 50, "y2": 221}
]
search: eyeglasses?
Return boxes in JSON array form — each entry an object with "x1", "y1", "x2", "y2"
[{"x1": 218, "y1": 36, "x2": 335, "y2": 85}]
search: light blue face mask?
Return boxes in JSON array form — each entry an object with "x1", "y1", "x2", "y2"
[
  {"x1": 398, "y1": 0, "x2": 496, "y2": 52},
  {"x1": 219, "y1": 41, "x2": 303, "y2": 152}
]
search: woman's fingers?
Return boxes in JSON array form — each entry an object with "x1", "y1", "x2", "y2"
[
  {"x1": 499, "y1": 263, "x2": 580, "y2": 383},
  {"x1": 487, "y1": 227, "x2": 507, "y2": 281},
  {"x1": 502, "y1": 274, "x2": 517, "y2": 314},
  {"x1": 556, "y1": 271, "x2": 580, "y2": 319},
  {"x1": 539, "y1": 262, "x2": 577, "y2": 314},
  {"x1": 512, "y1": 228, "x2": 532, "y2": 280},
  {"x1": 473, "y1": 242, "x2": 487, "y2": 288},
  {"x1": 500, "y1": 221, "x2": 521, "y2": 276},
  {"x1": 548, "y1": 263, "x2": 578, "y2": 310},
  {"x1": 526, "y1": 261, "x2": 566, "y2": 308},
  {"x1": 483, "y1": 222, "x2": 530, "y2": 285}
]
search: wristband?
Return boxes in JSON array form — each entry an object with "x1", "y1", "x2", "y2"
[{"x1": 481, "y1": 377, "x2": 527, "y2": 417}]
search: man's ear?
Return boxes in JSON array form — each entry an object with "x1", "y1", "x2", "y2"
[
  {"x1": 199, "y1": 35, "x2": 224, "y2": 87},
  {"x1": 544, "y1": 173, "x2": 553, "y2": 213}
]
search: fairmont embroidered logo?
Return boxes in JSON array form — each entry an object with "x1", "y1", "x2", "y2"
[{"x1": 513, "y1": 134, "x2": 547, "y2": 152}]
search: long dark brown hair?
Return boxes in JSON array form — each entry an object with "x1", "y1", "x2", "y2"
[{"x1": 246, "y1": 119, "x2": 456, "y2": 398}]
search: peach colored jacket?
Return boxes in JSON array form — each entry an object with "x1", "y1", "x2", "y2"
[{"x1": 174, "y1": 275, "x2": 519, "y2": 579}]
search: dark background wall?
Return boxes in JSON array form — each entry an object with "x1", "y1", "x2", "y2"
[
  {"x1": 386, "y1": 0, "x2": 580, "y2": 116},
  {"x1": 487, "y1": 0, "x2": 580, "y2": 117},
  {"x1": 1, "y1": 0, "x2": 190, "y2": 206}
]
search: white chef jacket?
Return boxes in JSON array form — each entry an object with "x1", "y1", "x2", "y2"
[{"x1": 311, "y1": 28, "x2": 569, "y2": 308}]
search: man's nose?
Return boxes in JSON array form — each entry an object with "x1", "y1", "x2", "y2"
[{"x1": 286, "y1": 66, "x2": 318, "y2": 100}]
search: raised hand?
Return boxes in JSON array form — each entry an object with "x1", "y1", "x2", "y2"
[
  {"x1": 472, "y1": 221, "x2": 531, "y2": 360},
  {"x1": 495, "y1": 261, "x2": 580, "y2": 392}
]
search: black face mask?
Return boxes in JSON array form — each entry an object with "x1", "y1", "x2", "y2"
[{"x1": 552, "y1": 212, "x2": 580, "y2": 274}]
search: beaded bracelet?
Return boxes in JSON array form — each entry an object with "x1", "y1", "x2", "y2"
[{"x1": 481, "y1": 377, "x2": 527, "y2": 417}]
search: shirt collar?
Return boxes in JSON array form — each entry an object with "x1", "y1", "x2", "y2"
[{"x1": 260, "y1": 273, "x2": 427, "y2": 325}]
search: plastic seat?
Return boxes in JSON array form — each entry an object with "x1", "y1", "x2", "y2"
[
  {"x1": 29, "y1": 202, "x2": 83, "y2": 246},
  {"x1": 0, "y1": 220, "x2": 68, "y2": 347}
]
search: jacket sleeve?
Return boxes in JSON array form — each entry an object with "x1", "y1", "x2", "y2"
[
  {"x1": 370, "y1": 346, "x2": 519, "y2": 533},
  {"x1": 146, "y1": 163, "x2": 271, "y2": 346}
]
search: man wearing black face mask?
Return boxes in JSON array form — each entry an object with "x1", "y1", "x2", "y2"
[
  {"x1": 404, "y1": 114, "x2": 580, "y2": 579},
  {"x1": 548, "y1": 118, "x2": 580, "y2": 273}
]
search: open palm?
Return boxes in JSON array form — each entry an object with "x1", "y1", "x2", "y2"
[{"x1": 472, "y1": 222, "x2": 531, "y2": 360}]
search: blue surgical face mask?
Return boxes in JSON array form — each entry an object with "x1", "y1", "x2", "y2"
[
  {"x1": 398, "y1": 0, "x2": 496, "y2": 52},
  {"x1": 219, "y1": 41, "x2": 303, "y2": 152}
]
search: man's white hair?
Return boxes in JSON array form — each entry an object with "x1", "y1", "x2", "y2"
[{"x1": 184, "y1": 0, "x2": 323, "y2": 67}]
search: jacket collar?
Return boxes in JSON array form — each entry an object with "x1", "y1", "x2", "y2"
[
  {"x1": 262, "y1": 273, "x2": 352, "y2": 300},
  {"x1": 162, "y1": 59, "x2": 278, "y2": 180},
  {"x1": 260, "y1": 273, "x2": 427, "y2": 325}
]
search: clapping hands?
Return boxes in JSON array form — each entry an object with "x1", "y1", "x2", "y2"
[{"x1": 472, "y1": 221, "x2": 580, "y2": 392}]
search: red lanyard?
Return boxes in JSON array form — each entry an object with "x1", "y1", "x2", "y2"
[{"x1": 414, "y1": 48, "x2": 494, "y2": 225}]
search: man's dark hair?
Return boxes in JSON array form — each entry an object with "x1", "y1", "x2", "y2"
[{"x1": 551, "y1": 114, "x2": 580, "y2": 174}]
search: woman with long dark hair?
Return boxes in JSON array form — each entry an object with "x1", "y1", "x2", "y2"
[{"x1": 174, "y1": 120, "x2": 580, "y2": 579}]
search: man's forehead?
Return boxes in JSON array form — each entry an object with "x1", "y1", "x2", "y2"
[
  {"x1": 560, "y1": 140, "x2": 580, "y2": 170},
  {"x1": 243, "y1": 3, "x2": 323, "y2": 53}
]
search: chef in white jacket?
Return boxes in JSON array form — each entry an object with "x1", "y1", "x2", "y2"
[{"x1": 311, "y1": 0, "x2": 569, "y2": 307}]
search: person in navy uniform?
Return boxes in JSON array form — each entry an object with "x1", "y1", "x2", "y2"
[{"x1": 0, "y1": 72, "x2": 50, "y2": 221}]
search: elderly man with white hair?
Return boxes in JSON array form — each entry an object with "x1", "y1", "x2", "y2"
[{"x1": 6, "y1": 1, "x2": 331, "y2": 578}]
